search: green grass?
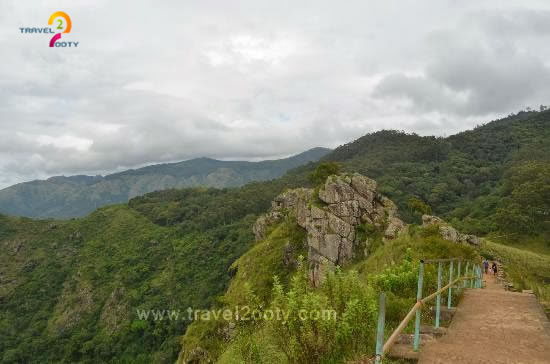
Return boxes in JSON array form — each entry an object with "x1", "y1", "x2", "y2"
[
  {"x1": 0, "y1": 204, "x2": 259, "y2": 363},
  {"x1": 224, "y1": 218, "x2": 307, "y2": 305},
  {"x1": 181, "y1": 222, "x2": 481, "y2": 363},
  {"x1": 481, "y1": 239, "x2": 550, "y2": 314},
  {"x1": 353, "y1": 226, "x2": 477, "y2": 336},
  {"x1": 217, "y1": 324, "x2": 287, "y2": 364},
  {"x1": 355, "y1": 225, "x2": 478, "y2": 277},
  {"x1": 484, "y1": 233, "x2": 550, "y2": 256},
  {"x1": 179, "y1": 218, "x2": 306, "y2": 362}
]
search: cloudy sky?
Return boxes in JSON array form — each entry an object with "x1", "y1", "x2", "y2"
[{"x1": 1, "y1": 0, "x2": 550, "y2": 188}]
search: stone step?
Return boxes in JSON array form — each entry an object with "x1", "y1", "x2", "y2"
[
  {"x1": 395, "y1": 333, "x2": 436, "y2": 345},
  {"x1": 387, "y1": 343, "x2": 420, "y2": 362},
  {"x1": 420, "y1": 325, "x2": 447, "y2": 337},
  {"x1": 429, "y1": 306, "x2": 456, "y2": 321},
  {"x1": 384, "y1": 324, "x2": 449, "y2": 362}
]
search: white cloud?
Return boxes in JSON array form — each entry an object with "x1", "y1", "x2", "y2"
[{"x1": 1, "y1": 0, "x2": 550, "y2": 188}]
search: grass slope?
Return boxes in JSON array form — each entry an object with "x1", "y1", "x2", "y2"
[
  {"x1": 180, "y1": 217, "x2": 478, "y2": 363},
  {"x1": 326, "y1": 110, "x2": 550, "y2": 234},
  {"x1": 1, "y1": 109, "x2": 548, "y2": 363},
  {"x1": 0, "y1": 204, "x2": 257, "y2": 363},
  {"x1": 481, "y1": 239, "x2": 550, "y2": 315}
]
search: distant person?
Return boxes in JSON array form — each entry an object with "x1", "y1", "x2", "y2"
[
  {"x1": 491, "y1": 262, "x2": 498, "y2": 276},
  {"x1": 483, "y1": 259, "x2": 489, "y2": 274}
]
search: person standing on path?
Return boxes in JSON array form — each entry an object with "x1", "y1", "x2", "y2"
[
  {"x1": 483, "y1": 259, "x2": 489, "y2": 274},
  {"x1": 491, "y1": 262, "x2": 498, "y2": 276}
]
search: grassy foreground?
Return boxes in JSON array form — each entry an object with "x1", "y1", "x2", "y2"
[
  {"x1": 179, "y1": 221, "x2": 478, "y2": 363},
  {"x1": 481, "y1": 239, "x2": 550, "y2": 315}
]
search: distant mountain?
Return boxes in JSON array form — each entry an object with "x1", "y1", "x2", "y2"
[
  {"x1": 0, "y1": 147, "x2": 331, "y2": 218},
  {"x1": 1, "y1": 110, "x2": 548, "y2": 363}
]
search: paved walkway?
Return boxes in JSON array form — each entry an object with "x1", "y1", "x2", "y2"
[{"x1": 419, "y1": 272, "x2": 550, "y2": 364}]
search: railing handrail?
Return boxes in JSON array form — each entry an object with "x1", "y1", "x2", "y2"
[
  {"x1": 381, "y1": 275, "x2": 473, "y2": 355},
  {"x1": 375, "y1": 258, "x2": 483, "y2": 363},
  {"x1": 421, "y1": 258, "x2": 462, "y2": 263}
]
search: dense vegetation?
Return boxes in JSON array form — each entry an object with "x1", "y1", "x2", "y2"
[
  {"x1": 0, "y1": 168, "x2": 316, "y2": 363},
  {"x1": 481, "y1": 239, "x2": 550, "y2": 316},
  {"x1": 0, "y1": 207, "x2": 256, "y2": 363},
  {"x1": 0, "y1": 148, "x2": 330, "y2": 219},
  {"x1": 180, "y1": 217, "x2": 476, "y2": 363},
  {"x1": 0, "y1": 109, "x2": 548, "y2": 363},
  {"x1": 132, "y1": 109, "x2": 550, "y2": 240},
  {"x1": 324, "y1": 110, "x2": 550, "y2": 239}
]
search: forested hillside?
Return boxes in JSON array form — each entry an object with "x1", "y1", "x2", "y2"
[
  {"x1": 324, "y1": 109, "x2": 550, "y2": 237},
  {"x1": 0, "y1": 148, "x2": 330, "y2": 219},
  {"x1": 129, "y1": 109, "x2": 550, "y2": 240},
  {"x1": 0, "y1": 110, "x2": 548, "y2": 363},
  {"x1": 0, "y1": 173, "x2": 312, "y2": 363}
]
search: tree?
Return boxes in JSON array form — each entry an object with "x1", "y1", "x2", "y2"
[
  {"x1": 309, "y1": 162, "x2": 341, "y2": 185},
  {"x1": 268, "y1": 261, "x2": 376, "y2": 363},
  {"x1": 496, "y1": 161, "x2": 550, "y2": 235},
  {"x1": 407, "y1": 196, "x2": 432, "y2": 216}
]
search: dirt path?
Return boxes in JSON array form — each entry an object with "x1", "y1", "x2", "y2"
[{"x1": 419, "y1": 271, "x2": 550, "y2": 364}]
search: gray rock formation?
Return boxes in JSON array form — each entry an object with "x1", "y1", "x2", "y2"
[
  {"x1": 282, "y1": 242, "x2": 299, "y2": 268},
  {"x1": 422, "y1": 215, "x2": 481, "y2": 246},
  {"x1": 254, "y1": 173, "x2": 406, "y2": 286},
  {"x1": 252, "y1": 188, "x2": 312, "y2": 241}
]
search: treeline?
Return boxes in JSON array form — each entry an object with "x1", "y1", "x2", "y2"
[{"x1": 130, "y1": 109, "x2": 549, "y2": 240}]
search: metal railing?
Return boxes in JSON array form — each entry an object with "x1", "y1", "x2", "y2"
[{"x1": 374, "y1": 258, "x2": 483, "y2": 363}]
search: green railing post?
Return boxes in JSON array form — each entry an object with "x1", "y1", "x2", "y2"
[
  {"x1": 435, "y1": 261, "x2": 442, "y2": 328},
  {"x1": 477, "y1": 265, "x2": 482, "y2": 288},
  {"x1": 447, "y1": 260, "x2": 454, "y2": 309},
  {"x1": 413, "y1": 260, "x2": 424, "y2": 351},
  {"x1": 470, "y1": 264, "x2": 474, "y2": 288},
  {"x1": 463, "y1": 261, "x2": 469, "y2": 288},
  {"x1": 375, "y1": 293, "x2": 386, "y2": 364},
  {"x1": 456, "y1": 261, "x2": 461, "y2": 291},
  {"x1": 480, "y1": 264, "x2": 484, "y2": 288}
]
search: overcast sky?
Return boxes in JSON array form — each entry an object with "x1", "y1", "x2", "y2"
[{"x1": 1, "y1": 0, "x2": 550, "y2": 188}]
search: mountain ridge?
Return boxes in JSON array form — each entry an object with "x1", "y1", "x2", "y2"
[
  {"x1": 0, "y1": 110, "x2": 548, "y2": 363},
  {"x1": 0, "y1": 147, "x2": 330, "y2": 219}
]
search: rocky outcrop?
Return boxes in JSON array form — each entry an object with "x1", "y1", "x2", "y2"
[
  {"x1": 99, "y1": 286, "x2": 128, "y2": 334},
  {"x1": 68, "y1": 231, "x2": 83, "y2": 242},
  {"x1": 252, "y1": 213, "x2": 282, "y2": 241},
  {"x1": 460, "y1": 234, "x2": 481, "y2": 246},
  {"x1": 283, "y1": 242, "x2": 299, "y2": 268},
  {"x1": 2, "y1": 238, "x2": 25, "y2": 255},
  {"x1": 254, "y1": 173, "x2": 406, "y2": 286},
  {"x1": 183, "y1": 347, "x2": 211, "y2": 364},
  {"x1": 422, "y1": 215, "x2": 481, "y2": 246},
  {"x1": 252, "y1": 188, "x2": 312, "y2": 241}
]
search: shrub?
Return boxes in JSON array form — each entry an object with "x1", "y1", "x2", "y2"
[
  {"x1": 371, "y1": 250, "x2": 418, "y2": 298},
  {"x1": 267, "y1": 260, "x2": 377, "y2": 363},
  {"x1": 309, "y1": 162, "x2": 341, "y2": 186}
]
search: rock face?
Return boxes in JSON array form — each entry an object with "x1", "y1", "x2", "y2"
[
  {"x1": 252, "y1": 188, "x2": 312, "y2": 241},
  {"x1": 254, "y1": 173, "x2": 406, "y2": 286},
  {"x1": 422, "y1": 215, "x2": 481, "y2": 246},
  {"x1": 2, "y1": 238, "x2": 25, "y2": 255}
]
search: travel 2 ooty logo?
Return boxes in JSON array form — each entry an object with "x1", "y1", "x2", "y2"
[{"x1": 19, "y1": 11, "x2": 79, "y2": 48}]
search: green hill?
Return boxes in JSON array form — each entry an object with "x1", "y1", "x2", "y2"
[
  {"x1": 321, "y1": 110, "x2": 550, "y2": 235},
  {"x1": 177, "y1": 179, "x2": 478, "y2": 363},
  {"x1": 0, "y1": 173, "x2": 312, "y2": 363},
  {"x1": 0, "y1": 148, "x2": 330, "y2": 219},
  {"x1": 0, "y1": 109, "x2": 549, "y2": 363}
]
